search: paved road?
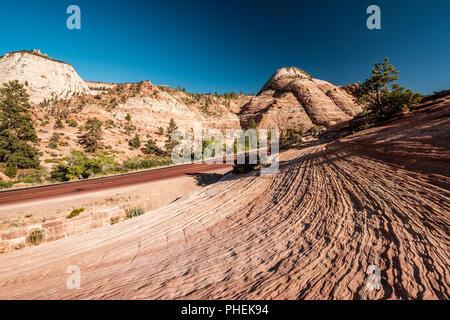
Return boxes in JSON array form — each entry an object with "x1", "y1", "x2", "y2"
[{"x1": 0, "y1": 162, "x2": 232, "y2": 206}]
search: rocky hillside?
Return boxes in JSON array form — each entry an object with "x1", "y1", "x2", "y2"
[
  {"x1": 0, "y1": 51, "x2": 362, "y2": 174},
  {"x1": 239, "y1": 67, "x2": 362, "y2": 130},
  {"x1": 0, "y1": 50, "x2": 90, "y2": 103},
  {"x1": 31, "y1": 80, "x2": 250, "y2": 169}
]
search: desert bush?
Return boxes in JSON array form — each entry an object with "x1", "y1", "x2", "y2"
[
  {"x1": 110, "y1": 216, "x2": 121, "y2": 225},
  {"x1": 308, "y1": 125, "x2": 322, "y2": 137},
  {"x1": 54, "y1": 119, "x2": 64, "y2": 129},
  {"x1": 4, "y1": 163, "x2": 18, "y2": 178},
  {"x1": 17, "y1": 170, "x2": 45, "y2": 184},
  {"x1": 223, "y1": 91, "x2": 239, "y2": 99},
  {"x1": 51, "y1": 150, "x2": 120, "y2": 182},
  {"x1": 105, "y1": 119, "x2": 116, "y2": 129},
  {"x1": 142, "y1": 138, "x2": 164, "y2": 156},
  {"x1": 65, "y1": 119, "x2": 78, "y2": 127},
  {"x1": 233, "y1": 154, "x2": 259, "y2": 175},
  {"x1": 129, "y1": 133, "x2": 141, "y2": 148},
  {"x1": 122, "y1": 156, "x2": 171, "y2": 171},
  {"x1": 48, "y1": 141, "x2": 58, "y2": 149},
  {"x1": 48, "y1": 132, "x2": 62, "y2": 149},
  {"x1": 124, "y1": 123, "x2": 136, "y2": 135},
  {"x1": 280, "y1": 129, "x2": 303, "y2": 150},
  {"x1": 28, "y1": 229, "x2": 43, "y2": 245},
  {"x1": 126, "y1": 208, "x2": 144, "y2": 219},
  {"x1": 421, "y1": 89, "x2": 450, "y2": 103},
  {"x1": 67, "y1": 208, "x2": 85, "y2": 219},
  {"x1": 0, "y1": 179, "x2": 14, "y2": 189}
]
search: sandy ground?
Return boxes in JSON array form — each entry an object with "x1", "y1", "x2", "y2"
[
  {"x1": 0, "y1": 167, "x2": 232, "y2": 229},
  {"x1": 0, "y1": 99, "x2": 448, "y2": 300}
]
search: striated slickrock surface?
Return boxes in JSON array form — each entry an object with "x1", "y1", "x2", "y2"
[
  {"x1": 239, "y1": 67, "x2": 362, "y2": 130},
  {"x1": 0, "y1": 50, "x2": 90, "y2": 103},
  {"x1": 0, "y1": 95, "x2": 448, "y2": 299}
]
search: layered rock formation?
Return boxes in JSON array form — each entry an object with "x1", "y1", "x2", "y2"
[
  {"x1": 1, "y1": 96, "x2": 449, "y2": 299},
  {"x1": 239, "y1": 67, "x2": 362, "y2": 130},
  {"x1": 0, "y1": 50, "x2": 363, "y2": 169},
  {"x1": 0, "y1": 50, "x2": 90, "y2": 103}
]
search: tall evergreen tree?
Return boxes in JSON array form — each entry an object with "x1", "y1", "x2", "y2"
[
  {"x1": 164, "y1": 118, "x2": 178, "y2": 155},
  {"x1": 78, "y1": 118, "x2": 103, "y2": 153},
  {"x1": 355, "y1": 58, "x2": 422, "y2": 116},
  {"x1": 129, "y1": 133, "x2": 141, "y2": 148},
  {"x1": 0, "y1": 81, "x2": 40, "y2": 168},
  {"x1": 142, "y1": 137, "x2": 163, "y2": 156}
]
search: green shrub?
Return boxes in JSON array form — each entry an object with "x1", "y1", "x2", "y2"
[
  {"x1": 105, "y1": 119, "x2": 116, "y2": 129},
  {"x1": 309, "y1": 125, "x2": 322, "y2": 136},
  {"x1": 65, "y1": 119, "x2": 78, "y2": 127},
  {"x1": 110, "y1": 216, "x2": 120, "y2": 225},
  {"x1": 28, "y1": 229, "x2": 43, "y2": 245},
  {"x1": 126, "y1": 208, "x2": 144, "y2": 219},
  {"x1": 48, "y1": 132, "x2": 62, "y2": 149},
  {"x1": 17, "y1": 170, "x2": 45, "y2": 184},
  {"x1": 280, "y1": 129, "x2": 303, "y2": 150},
  {"x1": 125, "y1": 113, "x2": 131, "y2": 121},
  {"x1": 124, "y1": 123, "x2": 136, "y2": 135},
  {"x1": 129, "y1": 133, "x2": 141, "y2": 148},
  {"x1": 48, "y1": 141, "x2": 58, "y2": 149},
  {"x1": 122, "y1": 156, "x2": 172, "y2": 171},
  {"x1": 67, "y1": 208, "x2": 85, "y2": 219},
  {"x1": 232, "y1": 154, "x2": 260, "y2": 174},
  {"x1": 0, "y1": 179, "x2": 14, "y2": 189},
  {"x1": 50, "y1": 150, "x2": 120, "y2": 182},
  {"x1": 54, "y1": 119, "x2": 64, "y2": 129},
  {"x1": 142, "y1": 138, "x2": 164, "y2": 156},
  {"x1": 4, "y1": 163, "x2": 18, "y2": 178}
]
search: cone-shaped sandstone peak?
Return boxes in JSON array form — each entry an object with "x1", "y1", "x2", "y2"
[{"x1": 240, "y1": 66, "x2": 362, "y2": 130}]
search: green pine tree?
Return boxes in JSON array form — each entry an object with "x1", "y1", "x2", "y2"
[
  {"x1": 0, "y1": 80, "x2": 40, "y2": 169},
  {"x1": 164, "y1": 118, "x2": 178, "y2": 155},
  {"x1": 143, "y1": 138, "x2": 163, "y2": 156},
  {"x1": 78, "y1": 118, "x2": 103, "y2": 153},
  {"x1": 355, "y1": 58, "x2": 422, "y2": 116},
  {"x1": 129, "y1": 133, "x2": 141, "y2": 148}
]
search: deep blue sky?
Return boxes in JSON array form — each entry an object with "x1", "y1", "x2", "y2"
[{"x1": 0, "y1": 0, "x2": 449, "y2": 94}]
